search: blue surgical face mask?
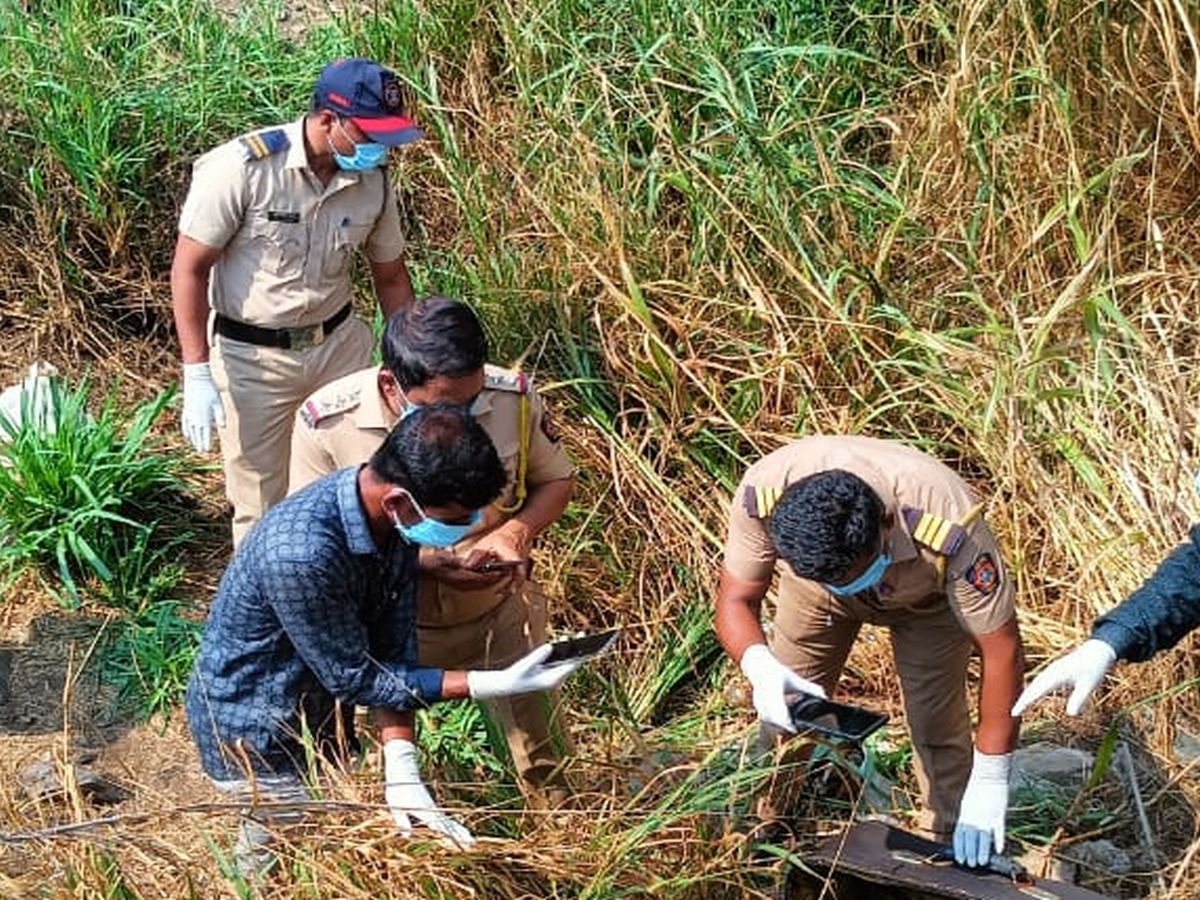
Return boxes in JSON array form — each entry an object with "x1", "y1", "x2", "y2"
[
  {"x1": 823, "y1": 551, "x2": 892, "y2": 596},
  {"x1": 392, "y1": 490, "x2": 481, "y2": 548},
  {"x1": 329, "y1": 120, "x2": 388, "y2": 171}
]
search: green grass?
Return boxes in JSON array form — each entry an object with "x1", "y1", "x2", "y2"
[{"x1": 0, "y1": 376, "x2": 190, "y2": 606}]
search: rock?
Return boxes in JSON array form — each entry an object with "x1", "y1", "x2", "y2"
[
  {"x1": 1018, "y1": 845, "x2": 1078, "y2": 883},
  {"x1": 1010, "y1": 743, "x2": 1094, "y2": 792},
  {"x1": 1065, "y1": 839, "x2": 1132, "y2": 876},
  {"x1": 1172, "y1": 729, "x2": 1200, "y2": 767},
  {"x1": 19, "y1": 760, "x2": 131, "y2": 806}
]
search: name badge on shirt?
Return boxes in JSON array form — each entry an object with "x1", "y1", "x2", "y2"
[{"x1": 267, "y1": 210, "x2": 301, "y2": 223}]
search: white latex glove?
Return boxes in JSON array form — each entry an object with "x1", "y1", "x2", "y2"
[
  {"x1": 1011, "y1": 639, "x2": 1118, "y2": 717},
  {"x1": 466, "y1": 643, "x2": 585, "y2": 701},
  {"x1": 738, "y1": 643, "x2": 828, "y2": 734},
  {"x1": 383, "y1": 739, "x2": 474, "y2": 848},
  {"x1": 181, "y1": 362, "x2": 225, "y2": 453},
  {"x1": 953, "y1": 750, "x2": 1011, "y2": 867}
]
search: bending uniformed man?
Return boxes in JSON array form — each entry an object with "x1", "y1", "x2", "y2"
[
  {"x1": 172, "y1": 57, "x2": 420, "y2": 546},
  {"x1": 289, "y1": 296, "x2": 575, "y2": 806},
  {"x1": 1014, "y1": 523, "x2": 1200, "y2": 717},
  {"x1": 714, "y1": 436, "x2": 1026, "y2": 867}
]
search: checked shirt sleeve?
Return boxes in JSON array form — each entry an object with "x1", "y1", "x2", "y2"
[
  {"x1": 261, "y1": 554, "x2": 442, "y2": 710},
  {"x1": 1093, "y1": 524, "x2": 1200, "y2": 663}
]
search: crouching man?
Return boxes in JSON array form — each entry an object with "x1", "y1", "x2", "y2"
[{"x1": 186, "y1": 405, "x2": 584, "y2": 872}]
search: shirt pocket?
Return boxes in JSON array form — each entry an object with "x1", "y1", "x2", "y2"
[
  {"x1": 325, "y1": 221, "x2": 373, "y2": 278},
  {"x1": 248, "y1": 217, "x2": 307, "y2": 277}
]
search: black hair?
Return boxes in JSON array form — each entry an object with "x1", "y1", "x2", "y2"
[
  {"x1": 368, "y1": 404, "x2": 506, "y2": 510},
  {"x1": 381, "y1": 296, "x2": 488, "y2": 390},
  {"x1": 767, "y1": 469, "x2": 884, "y2": 582}
]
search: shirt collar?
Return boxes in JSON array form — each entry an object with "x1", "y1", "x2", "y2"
[
  {"x1": 283, "y1": 117, "x2": 310, "y2": 171},
  {"x1": 285, "y1": 116, "x2": 363, "y2": 190},
  {"x1": 335, "y1": 466, "x2": 378, "y2": 556}
]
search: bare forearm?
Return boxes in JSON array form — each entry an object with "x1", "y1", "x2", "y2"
[
  {"x1": 975, "y1": 618, "x2": 1024, "y2": 754},
  {"x1": 172, "y1": 270, "x2": 211, "y2": 363},
  {"x1": 170, "y1": 235, "x2": 219, "y2": 364},
  {"x1": 714, "y1": 567, "x2": 770, "y2": 663},
  {"x1": 496, "y1": 477, "x2": 572, "y2": 552},
  {"x1": 373, "y1": 256, "x2": 415, "y2": 316},
  {"x1": 373, "y1": 707, "x2": 416, "y2": 743}
]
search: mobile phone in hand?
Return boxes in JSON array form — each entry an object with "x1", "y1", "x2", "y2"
[
  {"x1": 543, "y1": 629, "x2": 620, "y2": 666},
  {"x1": 787, "y1": 694, "x2": 888, "y2": 743},
  {"x1": 471, "y1": 558, "x2": 533, "y2": 576}
]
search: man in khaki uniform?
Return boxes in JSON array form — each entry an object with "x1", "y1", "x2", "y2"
[
  {"x1": 172, "y1": 57, "x2": 421, "y2": 546},
  {"x1": 715, "y1": 436, "x2": 1025, "y2": 867},
  {"x1": 289, "y1": 296, "x2": 576, "y2": 805}
]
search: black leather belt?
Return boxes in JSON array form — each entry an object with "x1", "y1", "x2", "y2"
[{"x1": 214, "y1": 302, "x2": 352, "y2": 351}]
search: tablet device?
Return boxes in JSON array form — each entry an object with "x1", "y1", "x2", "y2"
[
  {"x1": 544, "y1": 629, "x2": 620, "y2": 666},
  {"x1": 787, "y1": 694, "x2": 888, "y2": 743}
]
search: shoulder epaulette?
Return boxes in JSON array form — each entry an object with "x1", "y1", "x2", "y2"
[
  {"x1": 902, "y1": 505, "x2": 967, "y2": 555},
  {"x1": 484, "y1": 368, "x2": 528, "y2": 394},
  {"x1": 239, "y1": 128, "x2": 290, "y2": 161},
  {"x1": 300, "y1": 385, "x2": 362, "y2": 428},
  {"x1": 743, "y1": 484, "x2": 783, "y2": 519}
]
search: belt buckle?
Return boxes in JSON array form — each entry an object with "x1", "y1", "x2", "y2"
[{"x1": 288, "y1": 324, "x2": 324, "y2": 351}]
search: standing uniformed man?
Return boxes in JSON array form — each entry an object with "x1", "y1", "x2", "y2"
[
  {"x1": 172, "y1": 57, "x2": 420, "y2": 546},
  {"x1": 1013, "y1": 522, "x2": 1200, "y2": 717},
  {"x1": 289, "y1": 296, "x2": 576, "y2": 807},
  {"x1": 714, "y1": 436, "x2": 1026, "y2": 867}
]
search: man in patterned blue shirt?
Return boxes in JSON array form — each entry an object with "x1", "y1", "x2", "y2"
[{"x1": 186, "y1": 404, "x2": 584, "y2": 867}]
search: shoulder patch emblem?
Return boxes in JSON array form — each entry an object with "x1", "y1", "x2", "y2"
[
  {"x1": 299, "y1": 386, "x2": 362, "y2": 428},
  {"x1": 964, "y1": 552, "x2": 999, "y2": 594},
  {"x1": 484, "y1": 369, "x2": 528, "y2": 393},
  {"x1": 239, "y1": 128, "x2": 290, "y2": 161},
  {"x1": 743, "y1": 485, "x2": 783, "y2": 519},
  {"x1": 902, "y1": 506, "x2": 967, "y2": 556}
]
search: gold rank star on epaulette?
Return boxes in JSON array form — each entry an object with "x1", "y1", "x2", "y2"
[
  {"x1": 299, "y1": 386, "x2": 362, "y2": 428},
  {"x1": 239, "y1": 128, "x2": 290, "y2": 161},
  {"x1": 902, "y1": 506, "x2": 967, "y2": 555},
  {"x1": 743, "y1": 484, "x2": 783, "y2": 519}
]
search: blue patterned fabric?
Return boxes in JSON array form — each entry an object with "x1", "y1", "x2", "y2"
[
  {"x1": 185, "y1": 467, "x2": 442, "y2": 780},
  {"x1": 1092, "y1": 524, "x2": 1200, "y2": 663}
]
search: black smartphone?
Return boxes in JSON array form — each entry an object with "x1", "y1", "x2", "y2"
[
  {"x1": 787, "y1": 694, "x2": 888, "y2": 743},
  {"x1": 471, "y1": 558, "x2": 533, "y2": 576},
  {"x1": 543, "y1": 629, "x2": 620, "y2": 666}
]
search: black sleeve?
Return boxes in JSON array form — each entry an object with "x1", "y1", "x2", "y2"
[{"x1": 1092, "y1": 524, "x2": 1200, "y2": 662}]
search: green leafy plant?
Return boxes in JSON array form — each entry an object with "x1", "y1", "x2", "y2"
[
  {"x1": 0, "y1": 376, "x2": 188, "y2": 605},
  {"x1": 103, "y1": 598, "x2": 202, "y2": 722}
]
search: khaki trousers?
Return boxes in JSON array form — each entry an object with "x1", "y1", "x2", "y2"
[
  {"x1": 417, "y1": 580, "x2": 570, "y2": 806},
  {"x1": 768, "y1": 579, "x2": 974, "y2": 837},
  {"x1": 211, "y1": 316, "x2": 373, "y2": 546}
]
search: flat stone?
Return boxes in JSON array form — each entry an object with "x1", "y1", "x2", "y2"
[
  {"x1": 1172, "y1": 729, "x2": 1200, "y2": 766},
  {"x1": 18, "y1": 759, "x2": 131, "y2": 806},
  {"x1": 1064, "y1": 839, "x2": 1132, "y2": 876},
  {"x1": 1011, "y1": 743, "x2": 1095, "y2": 792}
]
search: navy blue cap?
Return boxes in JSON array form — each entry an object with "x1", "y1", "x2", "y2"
[{"x1": 313, "y1": 58, "x2": 424, "y2": 146}]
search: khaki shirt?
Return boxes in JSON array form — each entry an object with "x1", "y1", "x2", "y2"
[
  {"x1": 723, "y1": 435, "x2": 1014, "y2": 636},
  {"x1": 178, "y1": 117, "x2": 406, "y2": 329},
  {"x1": 289, "y1": 364, "x2": 574, "y2": 627},
  {"x1": 289, "y1": 363, "x2": 575, "y2": 525}
]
